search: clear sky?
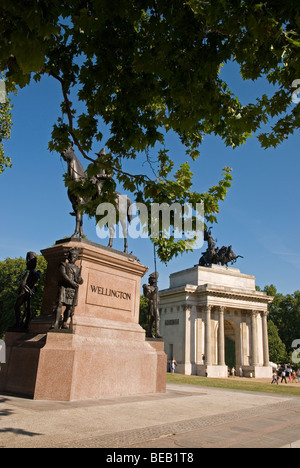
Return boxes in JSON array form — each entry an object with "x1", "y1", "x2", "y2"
[{"x1": 1, "y1": 63, "x2": 300, "y2": 295}]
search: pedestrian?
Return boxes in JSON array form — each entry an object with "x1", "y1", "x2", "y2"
[
  {"x1": 271, "y1": 371, "x2": 278, "y2": 385},
  {"x1": 231, "y1": 367, "x2": 236, "y2": 377},
  {"x1": 171, "y1": 358, "x2": 177, "y2": 375},
  {"x1": 281, "y1": 369, "x2": 287, "y2": 384},
  {"x1": 292, "y1": 370, "x2": 297, "y2": 383}
]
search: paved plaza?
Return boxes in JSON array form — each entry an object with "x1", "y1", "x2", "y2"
[{"x1": 0, "y1": 382, "x2": 300, "y2": 449}]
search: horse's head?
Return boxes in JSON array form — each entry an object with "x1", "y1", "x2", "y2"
[{"x1": 61, "y1": 146, "x2": 76, "y2": 163}]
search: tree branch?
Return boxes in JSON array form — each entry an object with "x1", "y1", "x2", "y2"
[
  {"x1": 48, "y1": 70, "x2": 155, "y2": 183},
  {"x1": 48, "y1": 70, "x2": 96, "y2": 163}
]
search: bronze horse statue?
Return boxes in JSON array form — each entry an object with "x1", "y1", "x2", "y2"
[
  {"x1": 61, "y1": 146, "x2": 132, "y2": 253},
  {"x1": 199, "y1": 230, "x2": 243, "y2": 267}
]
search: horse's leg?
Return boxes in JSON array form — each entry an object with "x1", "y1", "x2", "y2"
[
  {"x1": 78, "y1": 197, "x2": 85, "y2": 238},
  {"x1": 108, "y1": 225, "x2": 115, "y2": 248},
  {"x1": 120, "y1": 217, "x2": 128, "y2": 253},
  {"x1": 79, "y1": 215, "x2": 84, "y2": 237},
  {"x1": 118, "y1": 195, "x2": 130, "y2": 253},
  {"x1": 73, "y1": 211, "x2": 83, "y2": 238}
]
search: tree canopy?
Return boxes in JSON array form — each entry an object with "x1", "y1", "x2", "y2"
[
  {"x1": 265, "y1": 284, "x2": 300, "y2": 360},
  {"x1": 0, "y1": 85, "x2": 12, "y2": 174},
  {"x1": 1, "y1": 1, "x2": 299, "y2": 261}
]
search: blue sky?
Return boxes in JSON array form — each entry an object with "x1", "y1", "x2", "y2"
[{"x1": 1, "y1": 64, "x2": 300, "y2": 295}]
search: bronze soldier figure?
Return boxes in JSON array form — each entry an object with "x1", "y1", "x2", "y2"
[
  {"x1": 14, "y1": 252, "x2": 42, "y2": 331},
  {"x1": 52, "y1": 247, "x2": 83, "y2": 330},
  {"x1": 143, "y1": 272, "x2": 162, "y2": 339}
]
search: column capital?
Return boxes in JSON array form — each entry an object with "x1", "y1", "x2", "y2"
[
  {"x1": 251, "y1": 310, "x2": 259, "y2": 318},
  {"x1": 198, "y1": 304, "x2": 213, "y2": 314}
]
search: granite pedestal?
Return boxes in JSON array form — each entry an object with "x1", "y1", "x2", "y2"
[{"x1": 0, "y1": 239, "x2": 167, "y2": 400}]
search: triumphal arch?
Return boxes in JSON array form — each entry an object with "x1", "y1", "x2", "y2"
[{"x1": 159, "y1": 265, "x2": 273, "y2": 378}]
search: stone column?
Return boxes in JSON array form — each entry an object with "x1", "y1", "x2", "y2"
[
  {"x1": 250, "y1": 311, "x2": 258, "y2": 367},
  {"x1": 183, "y1": 304, "x2": 192, "y2": 374},
  {"x1": 262, "y1": 311, "x2": 270, "y2": 367},
  {"x1": 195, "y1": 307, "x2": 204, "y2": 365},
  {"x1": 218, "y1": 306, "x2": 226, "y2": 366},
  {"x1": 190, "y1": 305, "x2": 197, "y2": 367},
  {"x1": 205, "y1": 305, "x2": 212, "y2": 366},
  {"x1": 239, "y1": 312, "x2": 247, "y2": 368}
]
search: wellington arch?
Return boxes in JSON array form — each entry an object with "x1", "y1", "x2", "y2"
[{"x1": 159, "y1": 264, "x2": 273, "y2": 379}]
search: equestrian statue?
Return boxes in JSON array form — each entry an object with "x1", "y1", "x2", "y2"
[
  {"x1": 199, "y1": 229, "x2": 243, "y2": 267},
  {"x1": 61, "y1": 146, "x2": 132, "y2": 253}
]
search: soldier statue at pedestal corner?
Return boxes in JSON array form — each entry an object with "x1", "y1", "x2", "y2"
[
  {"x1": 143, "y1": 271, "x2": 162, "y2": 339},
  {"x1": 52, "y1": 247, "x2": 83, "y2": 331},
  {"x1": 14, "y1": 252, "x2": 42, "y2": 331}
]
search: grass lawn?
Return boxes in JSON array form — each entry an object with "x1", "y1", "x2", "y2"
[{"x1": 167, "y1": 373, "x2": 300, "y2": 396}]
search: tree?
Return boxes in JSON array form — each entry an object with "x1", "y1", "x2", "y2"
[
  {"x1": 265, "y1": 284, "x2": 300, "y2": 356},
  {"x1": 1, "y1": 1, "x2": 300, "y2": 261},
  {"x1": 268, "y1": 320, "x2": 287, "y2": 364},
  {"x1": 0, "y1": 255, "x2": 47, "y2": 338},
  {"x1": 139, "y1": 295, "x2": 149, "y2": 332},
  {"x1": 0, "y1": 90, "x2": 13, "y2": 174}
]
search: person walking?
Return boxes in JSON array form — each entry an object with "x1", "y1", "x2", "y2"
[
  {"x1": 281, "y1": 369, "x2": 287, "y2": 384},
  {"x1": 171, "y1": 358, "x2": 177, "y2": 375},
  {"x1": 271, "y1": 371, "x2": 278, "y2": 385}
]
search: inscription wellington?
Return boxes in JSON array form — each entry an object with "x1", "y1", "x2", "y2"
[
  {"x1": 90, "y1": 285, "x2": 132, "y2": 301},
  {"x1": 86, "y1": 271, "x2": 135, "y2": 313}
]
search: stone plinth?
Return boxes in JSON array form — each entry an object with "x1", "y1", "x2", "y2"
[
  {"x1": 0, "y1": 239, "x2": 167, "y2": 400},
  {"x1": 0, "y1": 332, "x2": 46, "y2": 398}
]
